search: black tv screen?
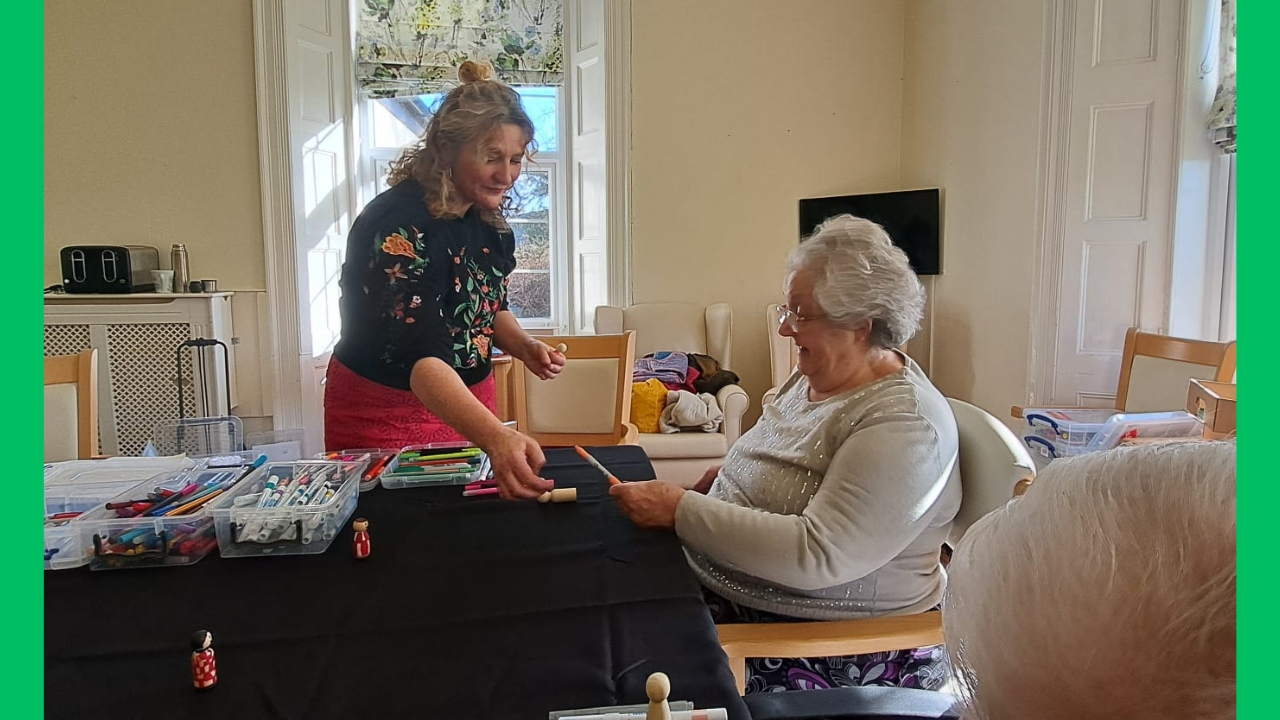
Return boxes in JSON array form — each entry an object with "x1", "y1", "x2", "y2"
[{"x1": 799, "y1": 188, "x2": 942, "y2": 275}]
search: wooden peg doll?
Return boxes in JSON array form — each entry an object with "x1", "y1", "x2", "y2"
[
  {"x1": 190, "y1": 630, "x2": 217, "y2": 691},
  {"x1": 352, "y1": 518, "x2": 371, "y2": 559},
  {"x1": 646, "y1": 671, "x2": 671, "y2": 720}
]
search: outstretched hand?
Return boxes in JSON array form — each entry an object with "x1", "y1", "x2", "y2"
[
  {"x1": 522, "y1": 340, "x2": 566, "y2": 381},
  {"x1": 486, "y1": 428, "x2": 554, "y2": 500}
]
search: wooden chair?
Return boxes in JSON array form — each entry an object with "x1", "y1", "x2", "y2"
[
  {"x1": 1012, "y1": 327, "x2": 1236, "y2": 418},
  {"x1": 512, "y1": 332, "x2": 639, "y2": 447},
  {"x1": 716, "y1": 398, "x2": 1036, "y2": 695},
  {"x1": 594, "y1": 302, "x2": 750, "y2": 487},
  {"x1": 44, "y1": 348, "x2": 99, "y2": 462}
]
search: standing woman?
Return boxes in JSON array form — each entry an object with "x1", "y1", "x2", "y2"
[{"x1": 326, "y1": 61, "x2": 562, "y2": 499}]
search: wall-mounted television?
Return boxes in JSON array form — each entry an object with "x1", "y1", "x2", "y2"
[{"x1": 799, "y1": 188, "x2": 942, "y2": 275}]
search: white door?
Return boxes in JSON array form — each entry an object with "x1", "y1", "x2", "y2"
[
  {"x1": 568, "y1": 0, "x2": 609, "y2": 334},
  {"x1": 1048, "y1": 0, "x2": 1183, "y2": 407},
  {"x1": 285, "y1": 0, "x2": 355, "y2": 452}
]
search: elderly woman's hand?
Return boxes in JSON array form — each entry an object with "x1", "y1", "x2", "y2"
[
  {"x1": 609, "y1": 480, "x2": 687, "y2": 529},
  {"x1": 693, "y1": 465, "x2": 721, "y2": 494}
]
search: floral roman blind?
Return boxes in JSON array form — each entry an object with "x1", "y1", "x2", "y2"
[
  {"x1": 1206, "y1": 0, "x2": 1236, "y2": 153},
  {"x1": 356, "y1": 0, "x2": 564, "y2": 99}
]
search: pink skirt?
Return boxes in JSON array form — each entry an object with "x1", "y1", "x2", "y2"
[{"x1": 323, "y1": 357, "x2": 496, "y2": 451}]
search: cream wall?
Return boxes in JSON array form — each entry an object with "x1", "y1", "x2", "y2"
[
  {"x1": 630, "y1": 0, "x2": 907, "y2": 420},
  {"x1": 900, "y1": 0, "x2": 1047, "y2": 420},
  {"x1": 44, "y1": 0, "x2": 265, "y2": 291}
]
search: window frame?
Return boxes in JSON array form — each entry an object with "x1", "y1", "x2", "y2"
[{"x1": 355, "y1": 86, "x2": 571, "y2": 332}]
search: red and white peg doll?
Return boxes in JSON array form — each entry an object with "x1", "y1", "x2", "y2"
[
  {"x1": 352, "y1": 518, "x2": 371, "y2": 559},
  {"x1": 190, "y1": 630, "x2": 217, "y2": 691}
]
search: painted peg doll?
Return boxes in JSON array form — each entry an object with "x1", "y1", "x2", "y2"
[
  {"x1": 352, "y1": 518, "x2": 371, "y2": 559},
  {"x1": 191, "y1": 630, "x2": 217, "y2": 690}
]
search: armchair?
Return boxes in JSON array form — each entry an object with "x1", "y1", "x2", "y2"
[
  {"x1": 594, "y1": 303, "x2": 749, "y2": 488},
  {"x1": 763, "y1": 303, "x2": 798, "y2": 407}
]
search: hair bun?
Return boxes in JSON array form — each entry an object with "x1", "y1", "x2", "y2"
[{"x1": 458, "y1": 61, "x2": 493, "y2": 84}]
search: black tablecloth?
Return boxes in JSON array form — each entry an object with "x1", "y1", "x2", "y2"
[{"x1": 45, "y1": 446, "x2": 749, "y2": 720}]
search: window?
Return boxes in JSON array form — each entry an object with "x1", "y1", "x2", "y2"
[
  {"x1": 358, "y1": 86, "x2": 567, "y2": 328},
  {"x1": 1218, "y1": 153, "x2": 1236, "y2": 341}
]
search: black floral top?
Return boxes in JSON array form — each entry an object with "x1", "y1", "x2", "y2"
[{"x1": 333, "y1": 179, "x2": 516, "y2": 390}]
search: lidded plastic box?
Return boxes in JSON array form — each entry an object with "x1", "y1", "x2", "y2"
[
  {"x1": 1021, "y1": 409, "x2": 1118, "y2": 460},
  {"x1": 79, "y1": 466, "x2": 248, "y2": 570},
  {"x1": 1023, "y1": 409, "x2": 1204, "y2": 461},
  {"x1": 208, "y1": 459, "x2": 364, "y2": 557},
  {"x1": 1082, "y1": 411, "x2": 1204, "y2": 451},
  {"x1": 151, "y1": 416, "x2": 244, "y2": 457},
  {"x1": 317, "y1": 448, "x2": 399, "y2": 492},
  {"x1": 246, "y1": 428, "x2": 307, "y2": 462},
  {"x1": 45, "y1": 477, "x2": 151, "y2": 570},
  {"x1": 44, "y1": 456, "x2": 196, "y2": 486},
  {"x1": 379, "y1": 443, "x2": 490, "y2": 489}
]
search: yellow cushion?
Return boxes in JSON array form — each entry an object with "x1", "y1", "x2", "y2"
[{"x1": 630, "y1": 379, "x2": 667, "y2": 434}]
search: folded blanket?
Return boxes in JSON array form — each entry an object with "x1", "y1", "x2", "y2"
[
  {"x1": 659, "y1": 390, "x2": 724, "y2": 433},
  {"x1": 633, "y1": 351, "x2": 689, "y2": 385}
]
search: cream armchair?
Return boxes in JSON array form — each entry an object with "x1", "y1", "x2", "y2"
[
  {"x1": 763, "y1": 304, "x2": 798, "y2": 407},
  {"x1": 594, "y1": 303, "x2": 750, "y2": 488}
]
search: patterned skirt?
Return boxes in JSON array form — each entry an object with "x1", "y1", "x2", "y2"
[
  {"x1": 703, "y1": 589, "x2": 949, "y2": 694},
  {"x1": 323, "y1": 357, "x2": 496, "y2": 451}
]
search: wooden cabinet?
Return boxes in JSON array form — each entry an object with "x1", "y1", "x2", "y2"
[{"x1": 492, "y1": 355, "x2": 516, "y2": 423}]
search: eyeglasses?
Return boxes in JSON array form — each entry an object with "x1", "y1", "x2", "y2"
[{"x1": 777, "y1": 305, "x2": 824, "y2": 332}]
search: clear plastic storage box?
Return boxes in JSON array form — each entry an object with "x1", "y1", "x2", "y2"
[
  {"x1": 208, "y1": 459, "x2": 364, "y2": 557},
  {"x1": 45, "y1": 476, "x2": 152, "y2": 570},
  {"x1": 1082, "y1": 411, "x2": 1204, "y2": 451},
  {"x1": 44, "y1": 456, "x2": 196, "y2": 485},
  {"x1": 152, "y1": 416, "x2": 244, "y2": 457},
  {"x1": 1023, "y1": 409, "x2": 1204, "y2": 461},
  {"x1": 1021, "y1": 408, "x2": 1118, "y2": 460},
  {"x1": 318, "y1": 448, "x2": 399, "y2": 492},
  {"x1": 79, "y1": 466, "x2": 249, "y2": 570},
  {"x1": 379, "y1": 443, "x2": 489, "y2": 489}
]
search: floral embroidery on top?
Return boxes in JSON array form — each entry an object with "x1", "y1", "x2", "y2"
[
  {"x1": 381, "y1": 232, "x2": 418, "y2": 259},
  {"x1": 448, "y1": 250, "x2": 507, "y2": 369}
]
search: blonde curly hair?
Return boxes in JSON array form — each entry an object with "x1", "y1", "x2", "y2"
[{"x1": 386, "y1": 61, "x2": 536, "y2": 228}]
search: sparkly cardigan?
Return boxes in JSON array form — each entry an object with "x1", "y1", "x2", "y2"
[{"x1": 676, "y1": 356, "x2": 961, "y2": 620}]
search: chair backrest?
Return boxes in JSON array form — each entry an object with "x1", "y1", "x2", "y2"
[
  {"x1": 45, "y1": 348, "x2": 99, "y2": 462},
  {"x1": 946, "y1": 398, "x2": 1036, "y2": 547},
  {"x1": 765, "y1": 303, "x2": 798, "y2": 390},
  {"x1": 594, "y1": 303, "x2": 734, "y2": 368},
  {"x1": 512, "y1": 332, "x2": 636, "y2": 447},
  {"x1": 1116, "y1": 327, "x2": 1236, "y2": 412}
]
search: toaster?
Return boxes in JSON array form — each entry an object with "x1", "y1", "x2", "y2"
[{"x1": 60, "y1": 245, "x2": 161, "y2": 293}]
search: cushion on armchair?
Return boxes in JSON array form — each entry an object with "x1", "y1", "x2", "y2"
[{"x1": 630, "y1": 379, "x2": 667, "y2": 433}]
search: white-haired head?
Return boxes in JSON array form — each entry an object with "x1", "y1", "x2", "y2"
[
  {"x1": 944, "y1": 441, "x2": 1236, "y2": 720},
  {"x1": 787, "y1": 214, "x2": 926, "y2": 349}
]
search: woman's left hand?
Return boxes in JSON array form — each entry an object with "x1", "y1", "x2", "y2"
[
  {"x1": 522, "y1": 339, "x2": 566, "y2": 381},
  {"x1": 609, "y1": 480, "x2": 687, "y2": 529}
]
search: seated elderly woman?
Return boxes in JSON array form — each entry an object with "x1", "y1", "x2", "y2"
[
  {"x1": 611, "y1": 214, "x2": 961, "y2": 692},
  {"x1": 944, "y1": 440, "x2": 1236, "y2": 720}
]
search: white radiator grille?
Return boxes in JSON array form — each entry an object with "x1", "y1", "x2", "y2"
[
  {"x1": 44, "y1": 325, "x2": 91, "y2": 357},
  {"x1": 105, "y1": 323, "x2": 196, "y2": 456}
]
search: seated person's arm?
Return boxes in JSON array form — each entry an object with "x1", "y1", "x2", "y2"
[{"x1": 675, "y1": 414, "x2": 955, "y2": 591}]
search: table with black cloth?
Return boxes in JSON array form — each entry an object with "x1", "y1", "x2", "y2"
[{"x1": 45, "y1": 446, "x2": 749, "y2": 720}]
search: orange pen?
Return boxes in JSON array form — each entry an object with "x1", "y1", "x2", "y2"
[{"x1": 574, "y1": 445, "x2": 621, "y2": 485}]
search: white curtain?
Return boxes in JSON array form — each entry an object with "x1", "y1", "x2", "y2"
[
  {"x1": 1206, "y1": 0, "x2": 1236, "y2": 153},
  {"x1": 356, "y1": 0, "x2": 564, "y2": 99}
]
